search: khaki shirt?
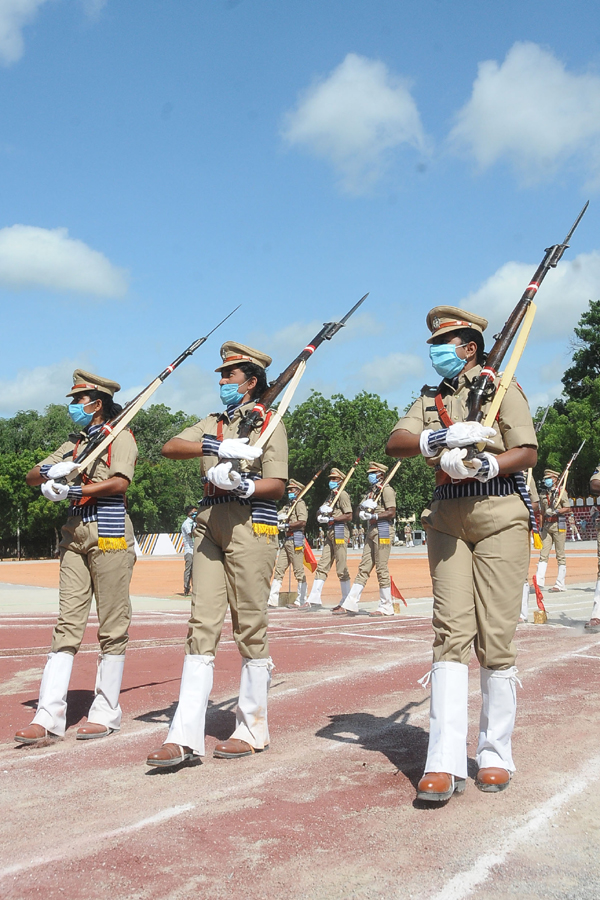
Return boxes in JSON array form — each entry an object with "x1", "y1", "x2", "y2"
[
  {"x1": 175, "y1": 400, "x2": 288, "y2": 482},
  {"x1": 541, "y1": 488, "x2": 569, "y2": 520},
  {"x1": 393, "y1": 365, "x2": 537, "y2": 468},
  {"x1": 329, "y1": 489, "x2": 352, "y2": 517},
  {"x1": 281, "y1": 498, "x2": 308, "y2": 534},
  {"x1": 39, "y1": 429, "x2": 138, "y2": 485}
]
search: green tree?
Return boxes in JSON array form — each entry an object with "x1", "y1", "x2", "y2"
[
  {"x1": 129, "y1": 404, "x2": 198, "y2": 463},
  {"x1": 562, "y1": 299, "x2": 600, "y2": 400}
]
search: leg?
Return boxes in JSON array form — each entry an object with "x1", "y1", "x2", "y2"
[
  {"x1": 341, "y1": 539, "x2": 374, "y2": 613},
  {"x1": 307, "y1": 536, "x2": 334, "y2": 606},
  {"x1": 475, "y1": 666, "x2": 519, "y2": 791},
  {"x1": 268, "y1": 544, "x2": 289, "y2": 607},
  {"x1": 550, "y1": 529, "x2": 567, "y2": 591},
  {"x1": 183, "y1": 553, "x2": 193, "y2": 594},
  {"x1": 374, "y1": 537, "x2": 394, "y2": 616},
  {"x1": 536, "y1": 529, "x2": 552, "y2": 586}
]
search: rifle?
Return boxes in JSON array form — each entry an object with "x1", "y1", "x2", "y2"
[
  {"x1": 280, "y1": 458, "x2": 332, "y2": 523},
  {"x1": 549, "y1": 439, "x2": 586, "y2": 512},
  {"x1": 370, "y1": 459, "x2": 402, "y2": 503},
  {"x1": 329, "y1": 445, "x2": 369, "y2": 512},
  {"x1": 236, "y1": 293, "x2": 369, "y2": 448},
  {"x1": 466, "y1": 203, "x2": 588, "y2": 424},
  {"x1": 535, "y1": 405, "x2": 551, "y2": 435},
  {"x1": 60, "y1": 306, "x2": 240, "y2": 477}
]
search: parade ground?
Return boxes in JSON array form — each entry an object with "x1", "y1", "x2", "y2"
[{"x1": 1, "y1": 544, "x2": 600, "y2": 900}]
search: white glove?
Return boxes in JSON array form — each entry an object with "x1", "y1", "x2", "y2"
[
  {"x1": 277, "y1": 511, "x2": 287, "y2": 522},
  {"x1": 359, "y1": 509, "x2": 374, "y2": 521},
  {"x1": 469, "y1": 452, "x2": 500, "y2": 483},
  {"x1": 319, "y1": 504, "x2": 333, "y2": 515},
  {"x1": 206, "y1": 462, "x2": 241, "y2": 491},
  {"x1": 218, "y1": 438, "x2": 263, "y2": 461},
  {"x1": 45, "y1": 460, "x2": 79, "y2": 480},
  {"x1": 361, "y1": 498, "x2": 377, "y2": 510},
  {"x1": 439, "y1": 447, "x2": 470, "y2": 481},
  {"x1": 278, "y1": 522, "x2": 286, "y2": 531},
  {"x1": 446, "y1": 423, "x2": 496, "y2": 449},
  {"x1": 545, "y1": 507, "x2": 557, "y2": 517},
  {"x1": 41, "y1": 480, "x2": 70, "y2": 502},
  {"x1": 317, "y1": 514, "x2": 331, "y2": 524}
]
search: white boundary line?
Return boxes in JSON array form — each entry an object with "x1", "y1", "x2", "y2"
[{"x1": 428, "y1": 753, "x2": 600, "y2": 900}]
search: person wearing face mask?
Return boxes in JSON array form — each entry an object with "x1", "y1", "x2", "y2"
[
  {"x1": 181, "y1": 505, "x2": 198, "y2": 596},
  {"x1": 268, "y1": 479, "x2": 308, "y2": 608},
  {"x1": 146, "y1": 341, "x2": 287, "y2": 767},
  {"x1": 302, "y1": 468, "x2": 353, "y2": 611},
  {"x1": 586, "y1": 466, "x2": 600, "y2": 629},
  {"x1": 535, "y1": 469, "x2": 570, "y2": 592},
  {"x1": 15, "y1": 370, "x2": 138, "y2": 746},
  {"x1": 386, "y1": 306, "x2": 537, "y2": 802},
  {"x1": 335, "y1": 462, "x2": 397, "y2": 617}
]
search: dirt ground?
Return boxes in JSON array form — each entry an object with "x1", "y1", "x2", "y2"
[{"x1": 1, "y1": 546, "x2": 600, "y2": 900}]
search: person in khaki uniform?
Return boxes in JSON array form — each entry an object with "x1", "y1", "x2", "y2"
[
  {"x1": 15, "y1": 371, "x2": 138, "y2": 745},
  {"x1": 386, "y1": 306, "x2": 537, "y2": 802},
  {"x1": 337, "y1": 461, "x2": 397, "y2": 617},
  {"x1": 535, "y1": 468, "x2": 570, "y2": 592},
  {"x1": 268, "y1": 479, "x2": 308, "y2": 608},
  {"x1": 520, "y1": 477, "x2": 540, "y2": 622},
  {"x1": 146, "y1": 341, "x2": 287, "y2": 767},
  {"x1": 587, "y1": 465, "x2": 600, "y2": 628},
  {"x1": 304, "y1": 468, "x2": 353, "y2": 610}
]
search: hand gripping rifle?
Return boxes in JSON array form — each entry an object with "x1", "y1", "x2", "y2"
[
  {"x1": 60, "y1": 306, "x2": 240, "y2": 479},
  {"x1": 370, "y1": 459, "x2": 403, "y2": 503},
  {"x1": 234, "y1": 293, "x2": 369, "y2": 455},
  {"x1": 465, "y1": 203, "x2": 588, "y2": 428}
]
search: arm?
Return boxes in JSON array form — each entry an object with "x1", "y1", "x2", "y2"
[
  {"x1": 385, "y1": 429, "x2": 421, "y2": 459},
  {"x1": 252, "y1": 477, "x2": 285, "y2": 502},
  {"x1": 287, "y1": 520, "x2": 307, "y2": 532},
  {"x1": 77, "y1": 476, "x2": 130, "y2": 498},
  {"x1": 591, "y1": 478, "x2": 600, "y2": 497},
  {"x1": 376, "y1": 505, "x2": 396, "y2": 523},
  {"x1": 26, "y1": 465, "x2": 45, "y2": 487},
  {"x1": 332, "y1": 511, "x2": 352, "y2": 524},
  {"x1": 162, "y1": 438, "x2": 203, "y2": 460}
]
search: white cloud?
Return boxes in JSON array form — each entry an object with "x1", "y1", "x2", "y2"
[
  {"x1": 450, "y1": 42, "x2": 600, "y2": 185},
  {"x1": 282, "y1": 53, "x2": 428, "y2": 193},
  {"x1": 360, "y1": 352, "x2": 424, "y2": 394},
  {"x1": 0, "y1": 0, "x2": 50, "y2": 66},
  {"x1": 81, "y1": 0, "x2": 107, "y2": 19},
  {"x1": 461, "y1": 251, "x2": 600, "y2": 340},
  {"x1": 0, "y1": 358, "x2": 82, "y2": 417},
  {"x1": 0, "y1": 225, "x2": 128, "y2": 297}
]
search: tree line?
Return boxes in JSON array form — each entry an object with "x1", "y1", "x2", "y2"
[{"x1": 2, "y1": 299, "x2": 599, "y2": 557}]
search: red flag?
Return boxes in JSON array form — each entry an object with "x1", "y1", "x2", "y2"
[
  {"x1": 303, "y1": 540, "x2": 317, "y2": 573},
  {"x1": 532, "y1": 575, "x2": 546, "y2": 612},
  {"x1": 391, "y1": 576, "x2": 407, "y2": 607}
]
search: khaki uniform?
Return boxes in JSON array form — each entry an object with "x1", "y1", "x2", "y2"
[
  {"x1": 273, "y1": 498, "x2": 308, "y2": 585},
  {"x1": 39, "y1": 430, "x2": 138, "y2": 656},
  {"x1": 314, "y1": 489, "x2": 352, "y2": 582},
  {"x1": 395, "y1": 365, "x2": 537, "y2": 669},
  {"x1": 355, "y1": 485, "x2": 396, "y2": 589},
  {"x1": 175, "y1": 401, "x2": 288, "y2": 659},
  {"x1": 539, "y1": 488, "x2": 569, "y2": 566}
]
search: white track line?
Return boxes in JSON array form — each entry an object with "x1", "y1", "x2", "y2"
[
  {"x1": 428, "y1": 753, "x2": 600, "y2": 900},
  {"x1": 323, "y1": 631, "x2": 428, "y2": 643},
  {"x1": 0, "y1": 803, "x2": 195, "y2": 881}
]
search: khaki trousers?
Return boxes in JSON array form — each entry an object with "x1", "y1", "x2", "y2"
[
  {"x1": 273, "y1": 538, "x2": 306, "y2": 584},
  {"x1": 354, "y1": 528, "x2": 391, "y2": 588},
  {"x1": 183, "y1": 553, "x2": 193, "y2": 593},
  {"x1": 422, "y1": 494, "x2": 529, "y2": 670},
  {"x1": 540, "y1": 522, "x2": 566, "y2": 566},
  {"x1": 51, "y1": 515, "x2": 136, "y2": 656},
  {"x1": 314, "y1": 532, "x2": 349, "y2": 582},
  {"x1": 186, "y1": 502, "x2": 278, "y2": 658}
]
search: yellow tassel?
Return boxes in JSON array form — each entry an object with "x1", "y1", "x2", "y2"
[
  {"x1": 294, "y1": 547, "x2": 304, "y2": 553},
  {"x1": 98, "y1": 537, "x2": 128, "y2": 553},
  {"x1": 335, "y1": 539, "x2": 345, "y2": 545},
  {"x1": 379, "y1": 539, "x2": 391, "y2": 545},
  {"x1": 533, "y1": 533, "x2": 543, "y2": 550},
  {"x1": 252, "y1": 524, "x2": 279, "y2": 538}
]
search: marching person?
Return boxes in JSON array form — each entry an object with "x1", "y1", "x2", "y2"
[
  {"x1": 303, "y1": 468, "x2": 352, "y2": 611},
  {"x1": 15, "y1": 370, "x2": 138, "y2": 744},
  {"x1": 586, "y1": 466, "x2": 600, "y2": 629},
  {"x1": 535, "y1": 469, "x2": 570, "y2": 592},
  {"x1": 146, "y1": 341, "x2": 287, "y2": 767},
  {"x1": 268, "y1": 479, "x2": 308, "y2": 609},
  {"x1": 520, "y1": 478, "x2": 540, "y2": 622},
  {"x1": 336, "y1": 461, "x2": 397, "y2": 617},
  {"x1": 181, "y1": 505, "x2": 197, "y2": 596},
  {"x1": 404, "y1": 523, "x2": 414, "y2": 547},
  {"x1": 386, "y1": 306, "x2": 537, "y2": 801}
]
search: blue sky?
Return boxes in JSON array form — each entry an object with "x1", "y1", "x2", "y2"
[{"x1": 1, "y1": 0, "x2": 599, "y2": 422}]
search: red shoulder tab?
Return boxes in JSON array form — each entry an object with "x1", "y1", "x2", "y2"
[{"x1": 260, "y1": 411, "x2": 273, "y2": 435}]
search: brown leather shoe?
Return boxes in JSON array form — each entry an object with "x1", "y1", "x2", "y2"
[
  {"x1": 585, "y1": 617, "x2": 600, "y2": 630},
  {"x1": 475, "y1": 767, "x2": 511, "y2": 792},
  {"x1": 213, "y1": 738, "x2": 268, "y2": 759},
  {"x1": 14, "y1": 724, "x2": 57, "y2": 744},
  {"x1": 416, "y1": 772, "x2": 466, "y2": 802},
  {"x1": 146, "y1": 743, "x2": 193, "y2": 767},
  {"x1": 76, "y1": 722, "x2": 114, "y2": 740},
  {"x1": 331, "y1": 607, "x2": 354, "y2": 616}
]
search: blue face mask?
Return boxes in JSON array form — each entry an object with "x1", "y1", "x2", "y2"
[
  {"x1": 329, "y1": 480, "x2": 339, "y2": 491},
  {"x1": 219, "y1": 379, "x2": 248, "y2": 407},
  {"x1": 288, "y1": 492, "x2": 296, "y2": 500},
  {"x1": 368, "y1": 473, "x2": 378, "y2": 485},
  {"x1": 544, "y1": 478, "x2": 554, "y2": 488},
  {"x1": 429, "y1": 343, "x2": 467, "y2": 379},
  {"x1": 68, "y1": 402, "x2": 94, "y2": 428}
]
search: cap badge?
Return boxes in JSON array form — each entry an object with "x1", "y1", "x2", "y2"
[{"x1": 432, "y1": 317, "x2": 440, "y2": 329}]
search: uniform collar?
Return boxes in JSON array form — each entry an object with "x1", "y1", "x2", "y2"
[
  {"x1": 441, "y1": 364, "x2": 482, "y2": 395},
  {"x1": 219, "y1": 399, "x2": 254, "y2": 424}
]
